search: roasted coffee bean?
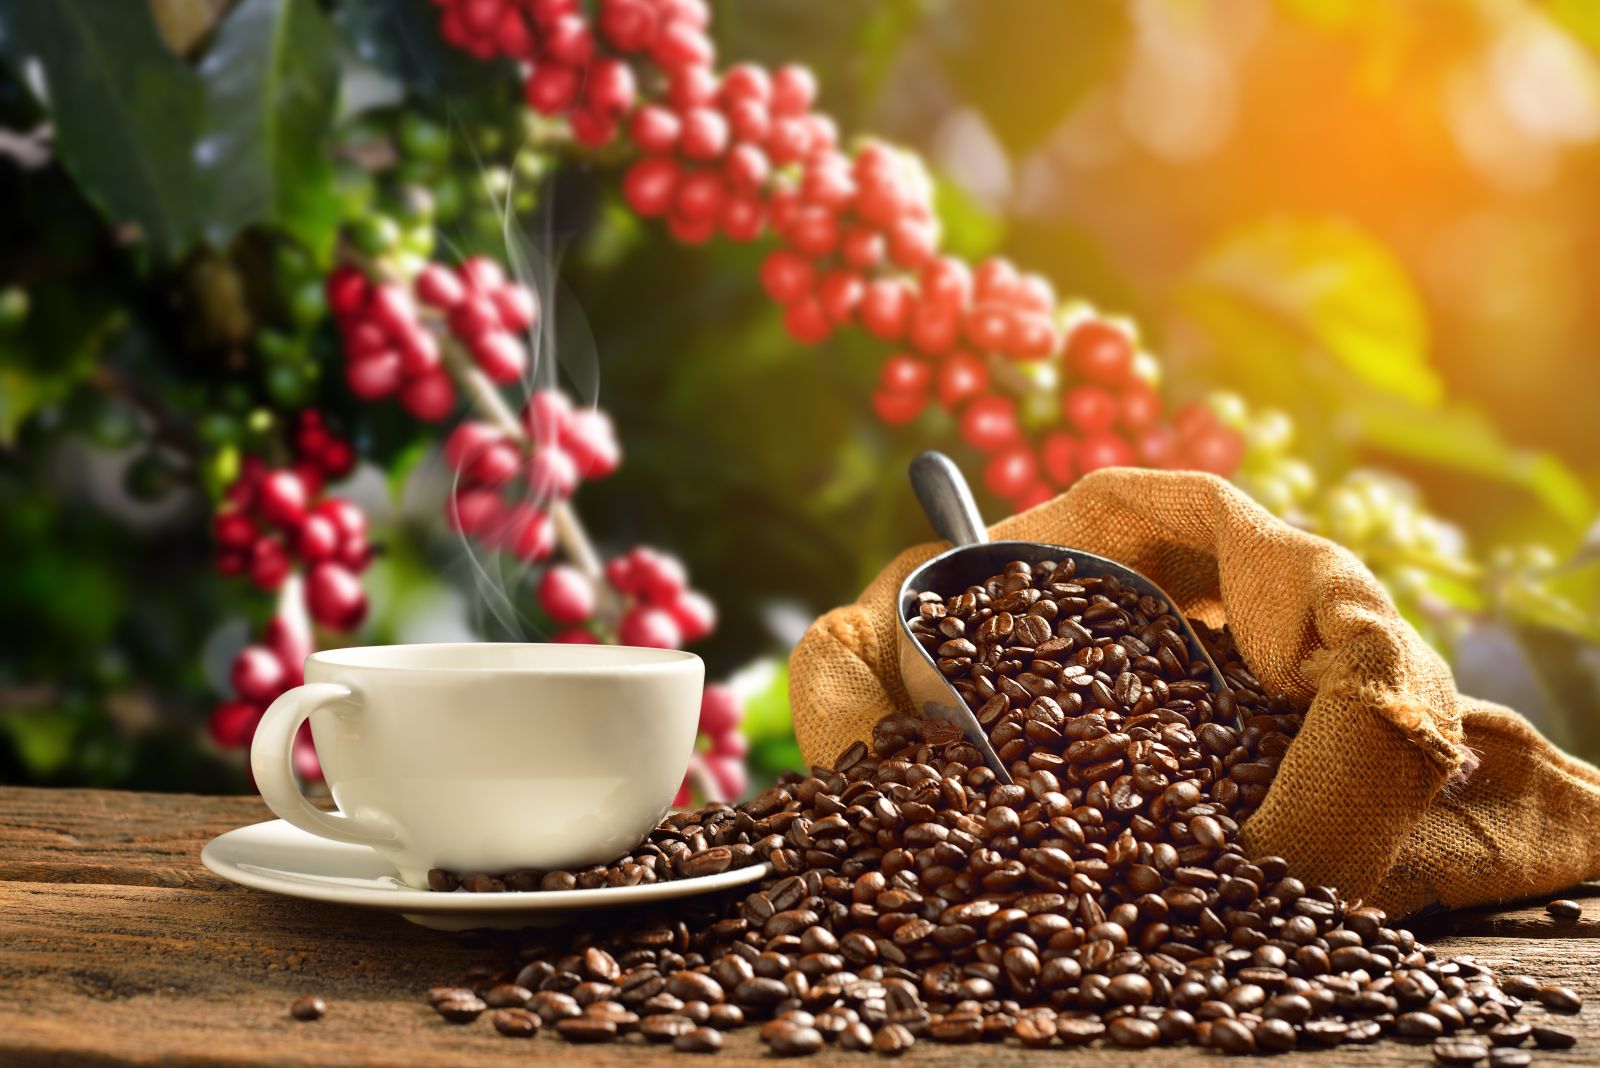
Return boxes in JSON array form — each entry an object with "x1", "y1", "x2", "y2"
[
  {"x1": 556, "y1": 1016, "x2": 618, "y2": 1043},
  {"x1": 1432, "y1": 1037, "x2": 1489, "y2": 1065},
  {"x1": 426, "y1": 869, "x2": 458, "y2": 892},
  {"x1": 1107, "y1": 1016, "x2": 1161, "y2": 1049},
  {"x1": 762, "y1": 1019, "x2": 824, "y2": 1056},
  {"x1": 1535, "y1": 984, "x2": 1583, "y2": 1012},
  {"x1": 290, "y1": 996, "x2": 325, "y2": 1021},
  {"x1": 1488, "y1": 1050, "x2": 1530, "y2": 1068},
  {"x1": 435, "y1": 996, "x2": 486, "y2": 1023},
  {"x1": 491, "y1": 1008, "x2": 540, "y2": 1037},
  {"x1": 873, "y1": 1022, "x2": 915, "y2": 1055},
  {"x1": 1531, "y1": 1024, "x2": 1578, "y2": 1049},
  {"x1": 641, "y1": 1014, "x2": 696, "y2": 1042},
  {"x1": 1210, "y1": 1017, "x2": 1256, "y2": 1055},
  {"x1": 1545, "y1": 898, "x2": 1582, "y2": 919},
  {"x1": 483, "y1": 983, "x2": 533, "y2": 1008},
  {"x1": 1014, "y1": 1013, "x2": 1056, "y2": 1048},
  {"x1": 674, "y1": 1026, "x2": 723, "y2": 1053}
]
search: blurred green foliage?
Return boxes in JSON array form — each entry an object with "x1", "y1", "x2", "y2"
[{"x1": 1, "y1": 0, "x2": 1597, "y2": 790}]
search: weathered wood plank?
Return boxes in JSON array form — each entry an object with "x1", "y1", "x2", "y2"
[{"x1": 0, "y1": 787, "x2": 263, "y2": 889}]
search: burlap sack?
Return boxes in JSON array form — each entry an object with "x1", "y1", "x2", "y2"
[{"x1": 789, "y1": 467, "x2": 1600, "y2": 918}]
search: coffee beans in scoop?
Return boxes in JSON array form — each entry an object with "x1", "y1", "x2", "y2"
[{"x1": 413, "y1": 557, "x2": 1582, "y2": 1059}]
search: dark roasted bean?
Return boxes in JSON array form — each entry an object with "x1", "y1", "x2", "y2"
[
  {"x1": 556, "y1": 1016, "x2": 618, "y2": 1043},
  {"x1": 674, "y1": 1026, "x2": 723, "y2": 1053},
  {"x1": 435, "y1": 996, "x2": 486, "y2": 1024},
  {"x1": 1432, "y1": 1037, "x2": 1489, "y2": 1065},
  {"x1": 491, "y1": 1008, "x2": 540, "y2": 1037},
  {"x1": 290, "y1": 996, "x2": 325, "y2": 1021}
]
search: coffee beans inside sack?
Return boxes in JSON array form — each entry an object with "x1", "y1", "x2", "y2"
[{"x1": 426, "y1": 557, "x2": 1583, "y2": 1057}]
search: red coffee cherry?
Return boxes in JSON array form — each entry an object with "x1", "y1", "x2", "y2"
[
  {"x1": 667, "y1": 589, "x2": 717, "y2": 643},
  {"x1": 257, "y1": 471, "x2": 308, "y2": 528},
  {"x1": 215, "y1": 511, "x2": 258, "y2": 552},
  {"x1": 628, "y1": 105, "x2": 681, "y2": 154},
  {"x1": 759, "y1": 250, "x2": 814, "y2": 305},
  {"x1": 538, "y1": 565, "x2": 596, "y2": 625},
  {"x1": 399, "y1": 372, "x2": 456, "y2": 421},
  {"x1": 1066, "y1": 319, "x2": 1135, "y2": 387},
  {"x1": 880, "y1": 353, "x2": 931, "y2": 395},
  {"x1": 619, "y1": 605, "x2": 682, "y2": 649},
  {"x1": 210, "y1": 700, "x2": 264, "y2": 749},
  {"x1": 859, "y1": 280, "x2": 912, "y2": 342},
  {"x1": 771, "y1": 64, "x2": 817, "y2": 116},
  {"x1": 623, "y1": 157, "x2": 680, "y2": 218},
  {"x1": 871, "y1": 388, "x2": 928, "y2": 427},
  {"x1": 542, "y1": 13, "x2": 594, "y2": 65},
  {"x1": 599, "y1": 0, "x2": 657, "y2": 52},
  {"x1": 525, "y1": 63, "x2": 581, "y2": 114},
  {"x1": 699, "y1": 683, "x2": 742, "y2": 734},
  {"x1": 782, "y1": 296, "x2": 832, "y2": 344},
  {"x1": 314, "y1": 498, "x2": 367, "y2": 542},
  {"x1": 508, "y1": 506, "x2": 557, "y2": 561},
  {"x1": 1183, "y1": 424, "x2": 1244, "y2": 477},
  {"x1": 936, "y1": 351, "x2": 988, "y2": 410},
  {"x1": 295, "y1": 513, "x2": 341, "y2": 563},
  {"x1": 1061, "y1": 385, "x2": 1118, "y2": 436},
  {"x1": 345, "y1": 351, "x2": 403, "y2": 400},
  {"x1": 1118, "y1": 384, "x2": 1163, "y2": 432},
  {"x1": 249, "y1": 537, "x2": 291, "y2": 590},
  {"x1": 678, "y1": 107, "x2": 730, "y2": 160},
  {"x1": 306, "y1": 562, "x2": 369, "y2": 631},
  {"x1": 1077, "y1": 432, "x2": 1135, "y2": 473},
  {"x1": 1040, "y1": 431, "x2": 1077, "y2": 486},
  {"x1": 984, "y1": 445, "x2": 1038, "y2": 500},
  {"x1": 232, "y1": 645, "x2": 288, "y2": 704},
  {"x1": 959, "y1": 394, "x2": 1020, "y2": 452}
]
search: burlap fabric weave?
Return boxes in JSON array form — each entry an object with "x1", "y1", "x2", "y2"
[{"x1": 789, "y1": 467, "x2": 1600, "y2": 918}]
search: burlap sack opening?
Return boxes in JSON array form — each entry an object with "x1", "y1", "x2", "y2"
[{"x1": 788, "y1": 467, "x2": 1600, "y2": 918}]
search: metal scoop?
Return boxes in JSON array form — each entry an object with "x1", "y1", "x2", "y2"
[{"x1": 896, "y1": 451, "x2": 1232, "y2": 785}]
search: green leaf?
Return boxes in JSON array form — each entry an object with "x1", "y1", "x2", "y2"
[
  {"x1": 0, "y1": 0, "x2": 207, "y2": 255},
  {"x1": 197, "y1": 0, "x2": 342, "y2": 253},
  {"x1": 0, "y1": 709, "x2": 79, "y2": 777},
  {"x1": 1184, "y1": 216, "x2": 1440, "y2": 407},
  {"x1": 1352, "y1": 399, "x2": 1594, "y2": 530},
  {"x1": 932, "y1": 176, "x2": 1006, "y2": 263}
]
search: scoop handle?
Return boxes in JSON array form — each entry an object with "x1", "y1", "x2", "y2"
[{"x1": 910, "y1": 451, "x2": 988, "y2": 547}]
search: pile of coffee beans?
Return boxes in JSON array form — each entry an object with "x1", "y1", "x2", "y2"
[
  {"x1": 428, "y1": 805, "x2": 764, "y2": 893},
  {"x1": 421, "y1": 557, "x2": 1583, "y2": 1060}
]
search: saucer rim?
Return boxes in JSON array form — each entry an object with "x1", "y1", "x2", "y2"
[{"x1": 200, "y1": 818, "x2": 769, "y2": 913}]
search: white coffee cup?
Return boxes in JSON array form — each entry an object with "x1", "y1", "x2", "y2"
[{"x1": 249, "y1": 642, "x2": 703, "y2": 887}]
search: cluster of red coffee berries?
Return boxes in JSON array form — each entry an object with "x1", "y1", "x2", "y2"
[
  {"x1": 878, "y1": 317, "x2": 1244, "y2": 510},
  {"x1": 602, "y1": 545, "x2": 717, "y2": 649},
  {"x1": 416, "y1": 258, "x2": 539, "y2": 383},
  {"x1": 443, "y1": 388, "x2": 621, "y2": 559},
  {"x1": 327, "y1": 265, "x2": 456, "y2": 421},
  {"x1": 423, "y1": 0, "x2": 1246, "y2": 514},
  {"x1": 679, "y1": 682, "x2": 746, "y2": 804},
  {"x1": 213, "y1": 441, "x2": 371, "y2": 633},
  {"x1": 209, "y1": 613, "x2": 322, "y2": 781},
  {"x1": 621, "y1": 62, "x2": 829, "y2": 245}
]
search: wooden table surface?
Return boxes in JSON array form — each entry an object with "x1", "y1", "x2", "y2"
[{"x1": 0, "y1": 786, "x2": 1595, "y2": 1067}]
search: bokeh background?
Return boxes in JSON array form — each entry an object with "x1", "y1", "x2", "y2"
[{"x1": 2, "y1": 0, "x2": 1598, "y2": 792}]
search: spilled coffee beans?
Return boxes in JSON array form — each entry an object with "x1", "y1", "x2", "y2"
[{"x1": 417, "y1": 557, "x2": 1584, "y2": 1058}]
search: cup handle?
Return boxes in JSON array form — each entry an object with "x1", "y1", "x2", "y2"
[{"x1": 250, "y1": 682, "x2": 397, "y2": 849}]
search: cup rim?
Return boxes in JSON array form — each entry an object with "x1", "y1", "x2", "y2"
[{"x1": 306, "y1": 642, "x2": 702, "y2": 675}]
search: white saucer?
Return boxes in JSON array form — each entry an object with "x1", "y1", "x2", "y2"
[{"x1": 201, "y1": 819, "x2": 769, "y2": 931}]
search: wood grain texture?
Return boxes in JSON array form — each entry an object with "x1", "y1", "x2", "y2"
[{"x1": 0, "y1": 787, "x2": 1595, "y2": 1067}]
